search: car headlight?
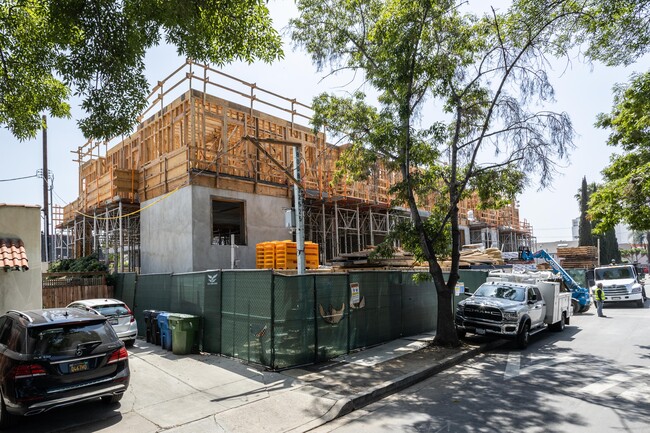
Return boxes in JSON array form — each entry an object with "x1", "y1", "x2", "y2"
[
  {"x1": 631, "y1": 285, "x2": 641, "y2": 294},
  {"x1": 457, "y1": 304, "x2": 465, "y2": 313},
  {"x1": 503, "y1": 311, "x2": 518, "y2": 321}
]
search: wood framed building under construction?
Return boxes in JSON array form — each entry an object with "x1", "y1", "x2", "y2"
[{"x1": 56, "y1": 60, "x2": 536, "y2": 273}]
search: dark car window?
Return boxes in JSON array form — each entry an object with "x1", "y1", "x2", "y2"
[
  {"x1": 0, "y1": 319, "x2": 25, "y2": 353},
  {"x1": 27, "y1": 321, "x2": 117, "y2": 357},
  {"x1": 0, "y1": 318, "x2": 11, "y2": 346},
  {"x1": 93, "y1": 304, "x2": 129, "y2": 317}
]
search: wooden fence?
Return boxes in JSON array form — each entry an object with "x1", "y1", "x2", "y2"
[{"x1": 42, "y1": 272, "x2": 114, "y2": 308}]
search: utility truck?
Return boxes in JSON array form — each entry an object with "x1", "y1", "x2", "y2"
[
  {"x1": 455, "y1": 270, "x2": 572, "y2": 349},
  {"x1": 593, "y1": 263, "x2": 647, "y2": 307}
]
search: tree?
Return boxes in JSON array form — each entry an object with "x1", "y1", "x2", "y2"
[
  {"x1": 589, "y1": 72, "x2": 650, "y2": 261},
  {"x1": 598, "y1": 227, "x2": 621, "y2": 264},
  {"x1": 620, "y1": 247, "x2": 645, "y2": 264},
  {"x1": 290, "y1": 0, "x2": 575, "y2": 347},
  {"x1": 0, "y1": 0, "x2": 283, "y2": 141},
  {"x1": 578, "y1": 176, "x2": 594, "y2": 246}
]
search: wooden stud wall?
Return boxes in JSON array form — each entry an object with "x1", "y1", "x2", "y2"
[{"x1": 63, "y1": 85, "x2": 532, "y2": 238}]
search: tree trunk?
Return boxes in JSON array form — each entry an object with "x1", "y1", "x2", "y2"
[{"x1": 431, "y1": 261, "x2": 460, "y2": 347}]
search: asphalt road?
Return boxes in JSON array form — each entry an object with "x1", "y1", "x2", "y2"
[{"x1": 315, "y1": 300, "x2": 650, "y2": 433}]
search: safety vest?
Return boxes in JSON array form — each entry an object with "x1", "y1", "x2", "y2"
[{"x1": 594, "y1": 287, "x2": 605, "y2": 301}]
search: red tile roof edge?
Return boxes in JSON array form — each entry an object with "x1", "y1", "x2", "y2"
[{"x1": 0, "y1": 238, "x2": 29, "y2": 272}]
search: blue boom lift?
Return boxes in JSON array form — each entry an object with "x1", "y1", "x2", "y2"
[{"x1": 523, "y1": 249, "x2": 591, "y2": 313}]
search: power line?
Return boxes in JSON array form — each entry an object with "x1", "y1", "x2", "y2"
[{"x1": 0, "y1": 173, "x2": 38, "y2": 182}]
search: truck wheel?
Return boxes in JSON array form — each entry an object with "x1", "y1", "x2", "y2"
[
  {"x1": 572, "y1": 300, "x2": 579, "y2": 315},
  {"x1": 564, "y1": 314, "x2": 570, "y2": 326},
  {"x1": 637, "y1": 299, "x2": 644, "y2": 308},
  {"x1": 516, "y1": 322, "x2": 530, "y2": 349},
  {"x1": 550, "y1": 312, "x2": 566, "y2": 332}
]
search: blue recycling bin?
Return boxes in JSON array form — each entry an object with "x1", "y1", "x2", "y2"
[{"x1": 157, "y1": 312, "x2": 172, "y2": 350}]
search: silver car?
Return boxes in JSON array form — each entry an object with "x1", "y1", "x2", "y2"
[{"x1": 67, "y1": 299, "x2": 138, "y2": 347}]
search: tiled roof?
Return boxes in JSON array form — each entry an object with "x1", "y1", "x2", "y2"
[{"x1": 0, "y1": 238, "x2": 29, "y2": 271}]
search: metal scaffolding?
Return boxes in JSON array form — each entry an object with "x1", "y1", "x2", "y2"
[
  {"x1": 63, "y1": 201, "x2": 140, "y2": 272},
  {"x1": 52, "y1": 204, "x2": 72, "y2": 261},
  {"x1": 304, "y1": 200, "x2": 410, "y2": 264}
]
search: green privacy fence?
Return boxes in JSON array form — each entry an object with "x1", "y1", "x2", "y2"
[{"x1": 115, "y1": 269, "x2": 488, "y2": 369}]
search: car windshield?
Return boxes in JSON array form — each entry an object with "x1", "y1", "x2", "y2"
[
  {"x1": 93, "y1": 304, "x2": 129, "y2": 317},
  {"x1": 595, "y1": 267, "x2": 633, "y2": 280},
  {"x1": 474, "y1": 285, "x2": 525, "y2": 301},
  {"x1": 28, "y1": 322, "x2": 115, "y2": 357}
]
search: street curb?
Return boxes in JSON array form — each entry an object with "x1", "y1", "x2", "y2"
[{"x1": 334, "y1": 339, "x2": 505, "y2": 418}]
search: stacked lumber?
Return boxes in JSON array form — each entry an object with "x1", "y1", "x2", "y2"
[
  {"x1": 440, "y1": 248, "x2": 505, "y2": 268},
  {"x1": 557, "y1": 246, "x2": 598, "y2": 268},
  {"x1": 331, "y1": 247, "x2": 416, "y2": 269}
]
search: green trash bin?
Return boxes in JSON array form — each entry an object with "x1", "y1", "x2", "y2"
[{"x1": 168, "y1": 313, "x2": 200, "y2": 355}]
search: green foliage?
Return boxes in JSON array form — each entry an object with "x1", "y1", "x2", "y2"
[
  {"x1": 620, "y1": 247, "x2": 646, "y2": 263},
  {"x1": 574, "y1": 0, "x2": 650, "y2": 67},
  {"x1": 512, "y1": 1, "x2": 650, "y2": 67},
  {"x1": 578, "y1": 176, "x2": 594, "y2": 246},
  {"x1": 0, "y1": 1, "x2": 71, "y2": 140},
  {"x1": 590, "y1": 72, "x2": 650, "y2": 233},
  {"x1": 48, "y1": 253, "x2": 109, "y2": 273},
  {"x1": 597, "y1": 228, "x2": 621, "y2": 265},
  {"x1": 0, "y1": 0, "x2": 283, "y2": 140}
]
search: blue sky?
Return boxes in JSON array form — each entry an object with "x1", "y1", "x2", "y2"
[{"x1": 0, "y1": 0, "x2": 647, "y2": 244}]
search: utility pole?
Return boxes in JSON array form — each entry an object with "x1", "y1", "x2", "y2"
[
  {"x1": 42, "y1": 115, "x2": 49, "y2": 263},
  {"x1": 293, "y1": 146, "x2": 305, "y2": 274}
]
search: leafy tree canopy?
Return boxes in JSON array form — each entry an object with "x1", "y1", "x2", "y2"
[
  {"x1": 589, "y1": 72, "x2": 650, "y2": 233},
  {"x1": 0, "y1": 0, "x2": 283, "y2": 141},
  {"x1": 515, "y1": 0, "x2": 650, "y2": 67}
]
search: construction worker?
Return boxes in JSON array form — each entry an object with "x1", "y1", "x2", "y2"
[{"x1": 594, "y1": 282, "x2": 606, "y2": 317}]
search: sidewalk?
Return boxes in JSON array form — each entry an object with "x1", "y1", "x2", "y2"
[{"x1": 47, "y1": 334, "x2": 501, "y2": 433}]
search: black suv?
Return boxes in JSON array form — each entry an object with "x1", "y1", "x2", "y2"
[{"x1": 0, "y1": 308, "x2": 130, "y2": 428}]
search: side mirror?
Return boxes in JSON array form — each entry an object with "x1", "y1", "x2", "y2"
[{"x1": 463, "y1": 292, "x2": 472, "y2": 297}]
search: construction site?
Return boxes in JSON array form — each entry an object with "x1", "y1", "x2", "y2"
[{"x1": 54, "y1": 60, "x2": 536, "y2": 273}]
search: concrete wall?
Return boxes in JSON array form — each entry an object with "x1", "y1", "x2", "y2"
[
  {"x1": 140, "y1": 185, "x2": 292, "y2": 273},
  {"x1": 140, "y1": 187, "x2": 194, "y2": 273},
  {"x1": 191, "y1": 185, "x2": 292, "y2": 271},
  {"x1": 0, "y1": 204, "x2": 42, "y2": 310}
]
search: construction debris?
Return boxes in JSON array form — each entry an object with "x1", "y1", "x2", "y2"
[
  {"x1": 440, "y1": 248, "x2": 505, "y2": 269},
  {"x1": 331, "y1": 247, "x2": 417, "y2": 269}
]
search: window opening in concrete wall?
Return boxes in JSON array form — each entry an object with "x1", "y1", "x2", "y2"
[{"x1": 212, "y1": 199, "x2": 246, "y2": 245}]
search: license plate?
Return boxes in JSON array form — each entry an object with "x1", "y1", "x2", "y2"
[
  {"x1": 611, "y1": 297, "x2": 621, "y2": 300},
  {"x1": 70, "y1": 361, "x2": 89, "y2": 373},
  {"x1": 476, "y1": 328, "x2": 486, "y2": 335},
  {"x1": 109, "y1": 317, "x2": 119, "y2": 325}
]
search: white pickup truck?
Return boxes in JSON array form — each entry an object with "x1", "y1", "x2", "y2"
[
  {"x1": 593, "y1": 264, "x2": 647, "y2": 307},
  {"x1": 455, "y1": 271, "x2": 572, "y2": 349}
]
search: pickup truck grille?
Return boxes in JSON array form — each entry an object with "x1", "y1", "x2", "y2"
[
  {"x1": 463, "y1": 305, "x2": 503, "y2": 322},
  {"x1": 603, "y1": 286, "x2": 629, "y2": 296}
]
